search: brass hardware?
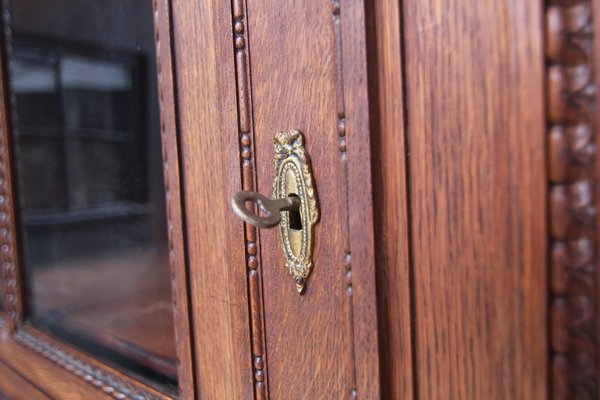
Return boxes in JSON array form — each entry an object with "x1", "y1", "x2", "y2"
[
  {"x1": 231, "y1": 129, "x2": 319, "y2": 294},
  {"x1": 273, "y1": 130, "x2": 319, "y2": 293},
  {"x1": 231, "y1": 191, "x2": 300, "y2": 228}
]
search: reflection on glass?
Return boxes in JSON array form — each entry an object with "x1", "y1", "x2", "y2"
[{"x1": 7, "y1": 0, "x2": 176, "y2": 392}]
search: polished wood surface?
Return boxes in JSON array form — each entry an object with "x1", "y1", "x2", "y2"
[
  {"x1": 247, "y1": 0, "x2": 380, "y2": 397},
  {"x1": 0, "y1": 356, "x2": 51, "y2": 400},
  {"x1": 170, "y1": 1, "x2": 253, "y2": 398},
  {"x1": 368, "y1": 1, "x2": 414, "y2": 398},
  {"x1": 249, "y1": 0, "x2": 355, "y2": 396},
  {"x1": 0, "y1": 332, "x2": 114, "y2": 400},
  {"x1": 153, "y1": 0, "x2": 196, "y2": 395},
  {"x1": 340, "y1": 1, "x2": 383, "y2": 396},
  {"x1": 2, "y1": 0, "x2": 599, "y2": 398},
  {"x1": 403, "y1": 0, "x2": 548, "y2": 398}
]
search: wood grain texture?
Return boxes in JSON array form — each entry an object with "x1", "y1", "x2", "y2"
[
  {"x1": 0, "y1": 327, "x2": 166, "y2": 400},
  {"x1": 247, "y1": 0, "x2": 351, "y2": 396},
  {"x1": 14, "y1": 326, "x2": 170, "y2": 400},
  {"x1": 152, "y1": 0, "x2": 196, "y2": 397},
  {"x1": 0, "y1": 357, "x2": 51, "y2": 400},
  {"x1": 547, "y1": 1, "x2": 598, "y2": 398},
  {"x1": 169, "y1": 1, "x2": 253, "y2": 398},
  {"x1": 340, "y1": 0, "x2": 382, "y2": 397},
  {"x1": 230, "y1": 1, "x2": 268, "y2": 398},
  {"x1": 247, "y1": 0, "x2": 380, "y2": 398},
  {"x1": 366, "y1": 0, "x2": 414, "y2": 398},
  {"x1": 403, "y1": 0, "x2": 548, "y2": 398}
]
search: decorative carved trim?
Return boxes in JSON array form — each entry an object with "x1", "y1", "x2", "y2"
[
  {"x1": 15, "y1": 329, "x2": 165, "y2": 400},
  {"x1": 273, "y1": 130, "x2": 319, "y2": 226},
  {"x1": 231, "y1": 0, "x2": 268, "y2": 398},
  {"x1": 152, "y1": 0, "x2": 179, "y2": 361},
  {"x1": 546, "y1": 1, "x2": 598, "y2": 398},
  {"x1": 0, "y1": 109, "x2": 20, "y2": 331},
  {"x1": 0, "y1": 0, "x2": 23, "y2": 332},
  {"x1": 332, "y1": 1, "x2": 357, "y2": 396},
  {"x1": 152, "y1": 0, "x2": 196, "y2": 397},
  {"x1": 333, "y1": 1, "x2": 347, "y2": 157}
]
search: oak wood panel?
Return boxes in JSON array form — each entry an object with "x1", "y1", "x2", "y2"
[
  {"x1": 170, "y1": 1, "x2": 253, "y2": 398},
  {"x1": 340, "y1": 1, "x2": 382, "y2": 397},
  {"x1": 229, "y1": 1, "x2": 270, "y2": 397},
  {"x1": 367, "y1": 1, "x2": 414, "y2": 398},
  {"x1": 153, "y1": 0, "x2": 196, "y2": 396},
  {"x1": 0, "y1": 332, "x2": 114, "y2": 399},
  {"x1": 247, "y1": 0, "x2": 380, "y2": 398},
  {"x1": 403, "y1": 0, "x2": 548, "y2": 398},
  {"x1": 13, "y1": 326, "x2": 171, "y2": 400},
  {"x1": 248, "y1": 0, "x2": 352, "y2": 396},
  {"x1": 0, "y1": 357, "x2": 51, "y2": 400}
]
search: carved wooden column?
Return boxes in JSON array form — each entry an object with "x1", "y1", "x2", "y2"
[{"x1": 546, "y1": 0, "x2": 598, "y2": 398}]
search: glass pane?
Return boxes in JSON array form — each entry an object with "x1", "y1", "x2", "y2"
[
  {"x1": 6, "y1": 0, "x2": 176, "y2": 393},
  {"x1": 19, "y1": 137, "x2": 67, "y2": 210},
  {"x1": 61, "y1": 55, "x2": 133, "y2": 131},
  {"x1": 12, "y1": 48, "x2": 60, "y2": 127}
]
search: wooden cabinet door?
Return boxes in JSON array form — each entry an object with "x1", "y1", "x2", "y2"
[
  {"x1": 246, "y1": 0, "x2": 379, "y2": 398},
  {"x1": 170, "y1": 0, "x2": 381, "y2": 399},
  {"x1": 0, "y1": 0, "x2": 589, "y2": 398},
  {"x1": 171, "y1": 0, "x2": 563, "y2": 399}
]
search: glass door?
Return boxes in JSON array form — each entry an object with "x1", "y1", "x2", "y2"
[{"x1": 0, "y1": 0, "x2": 189, "y2": 396}]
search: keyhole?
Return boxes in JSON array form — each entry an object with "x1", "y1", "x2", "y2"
[{"x1": 288, "y1": 194, "x2": 302, "y2": 230}]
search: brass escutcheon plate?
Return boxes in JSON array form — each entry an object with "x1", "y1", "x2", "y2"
[{"x1": 272, "y1": 129, "x2": 319, "y2": 294}]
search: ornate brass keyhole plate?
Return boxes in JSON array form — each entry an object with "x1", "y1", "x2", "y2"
[
  {"x1": 273, "y1": 130, "x2": 319, "y2": 293},
  {"x1": 231, "y1": 129, "x2": 319, "y2": 294}
]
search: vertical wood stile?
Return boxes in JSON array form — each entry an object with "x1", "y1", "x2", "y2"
[
  {"x1": 231, "y1": 0, "x2": 269, "y2": 398},
  {"x1": 404, "y1": 0, "x2": 548, "y2": 397},
  {"x1": 152, "y1": 0, "x2": 197, "y2": 397},
  {"x1": 332, "y1": 0, "x2": 358, "y2": 397},
  {"x1": 367, "y1": 0, "x2": 415, "y2": 397}
]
